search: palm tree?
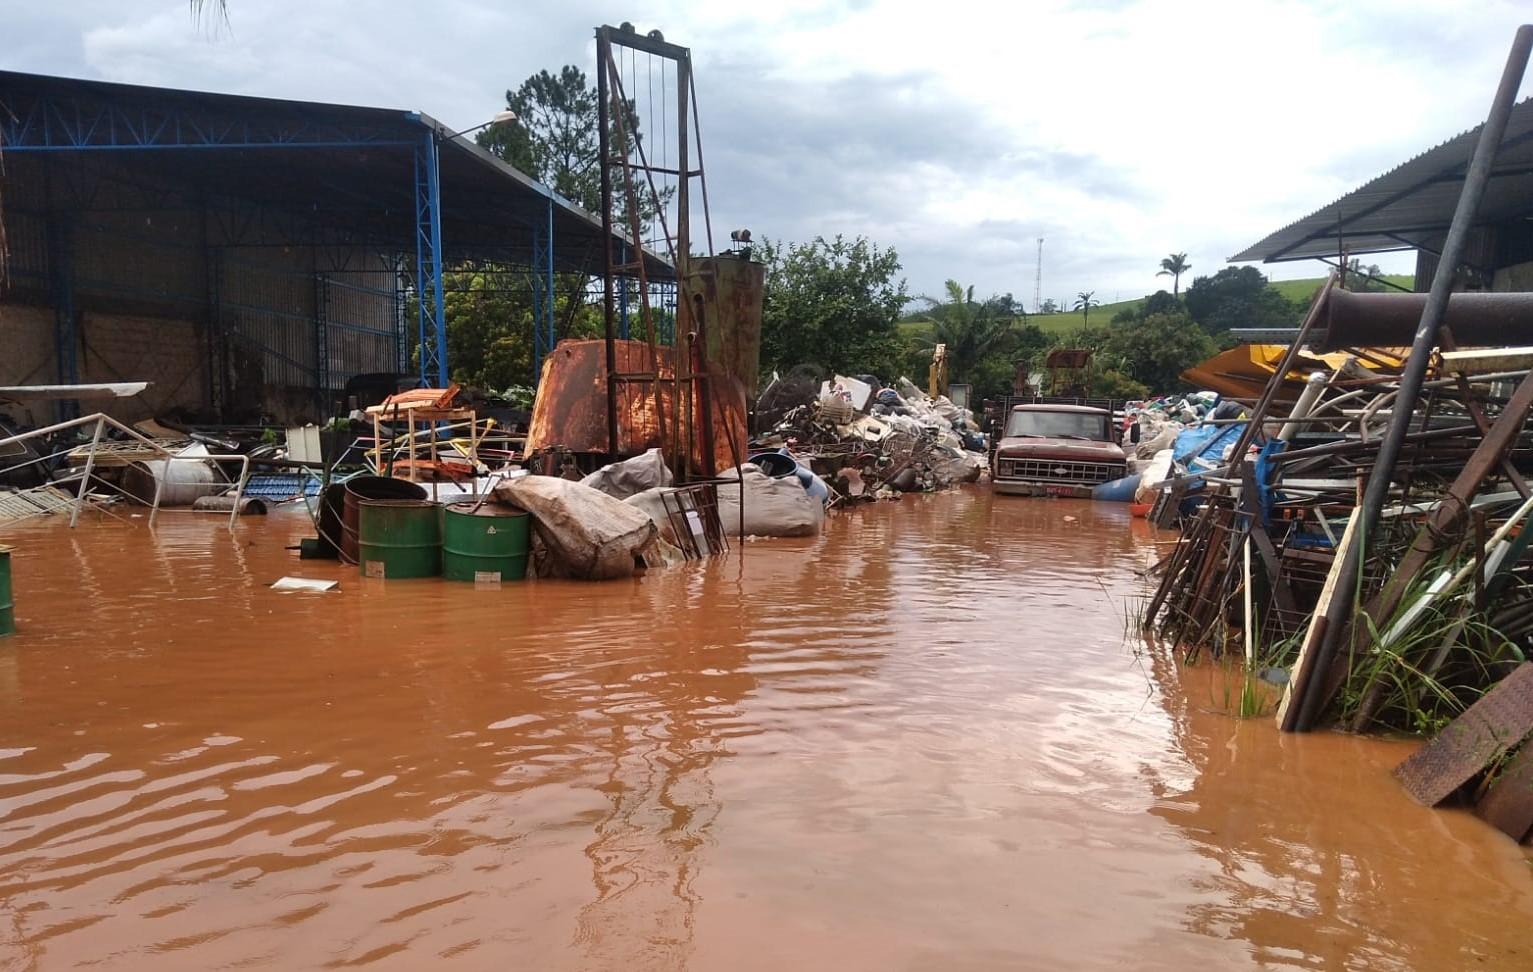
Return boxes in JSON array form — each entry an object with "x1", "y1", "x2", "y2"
[
  {"x1": 1073, "y1": 291, "x2": 1100, "y2": 327},
  {"x1": 1157, "y1": 252, "x2": 1191, "y2": 297},
  {"x1": 918, "y1": 280, "x2": 1014, "y2": 382}
]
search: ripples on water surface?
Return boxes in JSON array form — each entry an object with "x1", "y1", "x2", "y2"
[{"x1": 1, "y1": 490, "x2": 1531, "y2": 970}]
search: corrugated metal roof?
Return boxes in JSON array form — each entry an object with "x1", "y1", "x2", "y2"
[
  {"x1": 0, "y1": 71, "x2": 673, "y2": 278},
  {"x1": 1231, "y1": 97, "x2": 1533, "y2": 264}
]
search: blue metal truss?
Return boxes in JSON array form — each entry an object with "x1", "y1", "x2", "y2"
[
  {"x1": 530, "y1": 197, "x2": 556, "y2": 384},
  {"x1": 413, "y1": 133, "x2": 447, "y2": 387},
  {"x1": 0, "y1": 93, "x2": 417, "y2": 152}
]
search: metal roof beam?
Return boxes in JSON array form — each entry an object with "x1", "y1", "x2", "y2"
[
  {"x1": 1248, "y1": 114, "x2": 1533, "y2": 263},
  {"x1": 0, "y1": 91, "x2": 415, "y2": 151}
]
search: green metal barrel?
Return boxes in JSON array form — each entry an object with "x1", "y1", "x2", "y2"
[
  {"x1": 0, "y1": 546, "x2": 13, "y2": 637},
  {"x1": 441, "y1": 503, "x2": 530, "y2": 582},
  {"x1": 357, "y1": 499, "x2": 441, "y2": 579}
]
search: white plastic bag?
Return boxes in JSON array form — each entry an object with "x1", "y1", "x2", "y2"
[
  {"x1": 715, "y1": 464, "x2": 824, "y2": 537},
  {"x1": 578, "y1": 447, "x2": 673, "y2": 499}
]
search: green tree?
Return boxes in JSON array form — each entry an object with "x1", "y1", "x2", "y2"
[
  {"x1": 1073, "y1": 291, "x2": 1100, "y2": 327},
  {"x1": 759, "y1": 236, "x2": 908, "y2": 380},
  {"x1": 476, "y1": 66, "x2": 668, "y2": 230},
  {"x1": 477, "y1": 67, "x2": 600, "y2": 210},
  {"x1": 458, "y1": 64, "x2": 666, "y2": 384},
  {"x1": 1097, "y1": 309, "x2": 1216, "y2": 393},
  {"x1": 1343, "y1": 258, "x2": 1389, "y2": 293},
  {"x1": 442, "y1": 271, "x2": 534, "y2": 391},
  {"x1": 1157, "y1": 252, "x2": 1192, "y2": 297},
  {"x1": 1183, "y1": 266, "x2": 1300, "y2": 334},
  {"x1": 1038, "y1": 297, "x2": 1062, "y2": 315},
  {"x1": 974, "y1": 321, "x2": 1050, "y2": 400},
  {"x1": 917, "y1": 280, "x2": 1014, "y2": 383}
]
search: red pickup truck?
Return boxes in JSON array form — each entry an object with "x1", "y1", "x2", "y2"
[{"x1": 990, "y1": 403, "x2": 1127, "y2": 497}]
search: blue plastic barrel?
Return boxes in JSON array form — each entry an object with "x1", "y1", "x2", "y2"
[{"x1": 1092, "y1": 472, "x2": 1142, "y2": 503}]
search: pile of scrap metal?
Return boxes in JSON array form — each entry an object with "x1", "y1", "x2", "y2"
[
  {"x1": 0, "y1": 388, "x2": 257, "y2": 528},
  {"x1": 352, "y1": 383, "x2": 523, "y2": 495},
  {"x1": 752, "y1": 372, "x2": 988, "y2": 504},
  {"x1": 1143, "y1": 277, "x2": 1533, "y2": 785}
]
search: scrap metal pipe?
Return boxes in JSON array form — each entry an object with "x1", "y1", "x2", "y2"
[
  {"x1": 1291, "y1": 23, "x2": 1533, "y2": 732},
  {"x1": 1315, "y1": 290, "x2": 1533, "y2": 351},
  {"x1": 191, "y1": 496, "x2": 268, "y2": 515},
  {"x1": 1277, "y1": 371, "x2": 1329, "y2": 442}
]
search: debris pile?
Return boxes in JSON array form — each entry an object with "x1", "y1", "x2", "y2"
[
  {"x1": 1144, "y1": 281, "x2": 1533, "y2": 775},
  {"x1": 0, "y1": 412, "x2": 252, "y2": 527},
  {"x1": 751, "y1": 372, "x2": 988, "y2": 505}
]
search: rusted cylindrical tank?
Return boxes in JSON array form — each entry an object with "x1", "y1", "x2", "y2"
[
  {"x1": 1316, "y1": 290, "x2": 1533, "y2": 351},
  {"x1": 526, "y1": 339, "x2": 747, "y2": 475}
]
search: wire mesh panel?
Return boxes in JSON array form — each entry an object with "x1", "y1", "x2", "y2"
[
  {"x1": 660, "y1": 481, "x2": 727, "y2": 560},
  {"x1": 325, "y1": 276, "x2": 401, "y2": 391},
  {"x1": 220, "y1": 257, "x2": 317, "y2": 392}
]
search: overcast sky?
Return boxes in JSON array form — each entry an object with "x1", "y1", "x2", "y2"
[{"x1": 7, "y1": 0, "x2": 1533, "y2": 307}]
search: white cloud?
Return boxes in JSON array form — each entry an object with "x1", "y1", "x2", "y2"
[{"x1": 11, "y1": 0, "x2": 1533, "y2": 303}]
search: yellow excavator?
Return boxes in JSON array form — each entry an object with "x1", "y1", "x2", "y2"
[{"x1": 928, "y1": 343, "x2": 949, "y2": 399}]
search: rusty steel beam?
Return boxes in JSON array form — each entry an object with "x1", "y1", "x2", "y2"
[{"x1": 596, "y1": 26, "x2": 619, "y2": 458}]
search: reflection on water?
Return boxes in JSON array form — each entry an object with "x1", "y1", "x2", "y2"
[{"x1": 0, "y1": 491, "x2": 1529, "y2": 970}]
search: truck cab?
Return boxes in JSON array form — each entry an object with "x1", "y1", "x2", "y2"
[{"x1": 990, "y1": 403, "x2": 1126, "y2": 497}]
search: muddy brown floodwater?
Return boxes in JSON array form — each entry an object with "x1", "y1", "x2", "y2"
[{"x1": 2, "y1": 489, "x2": 1533, "y2": 970}]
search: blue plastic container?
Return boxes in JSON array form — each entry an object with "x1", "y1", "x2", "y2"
[{"x1": 1092, "y1": 472, "x2": 1142, "y2": 503}]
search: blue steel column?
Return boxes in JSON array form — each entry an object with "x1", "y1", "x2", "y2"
[{"x1": 413, "y1": 132, "x2": 447, "y2": 387}]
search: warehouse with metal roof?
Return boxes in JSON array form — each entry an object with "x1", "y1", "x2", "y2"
[{"x1": 0, "y1": 70, "x2": 669, "y2": 423}]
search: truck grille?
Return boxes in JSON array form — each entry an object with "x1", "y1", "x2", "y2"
[{"x1": 996, "y1": 458, "x2": 1125, "y2": 484}]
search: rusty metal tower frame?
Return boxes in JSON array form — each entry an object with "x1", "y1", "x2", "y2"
[{"x1": 596, "y1": 24, "x2": 716, "y2": 478}]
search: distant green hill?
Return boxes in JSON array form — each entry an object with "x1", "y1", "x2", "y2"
[
  {"x1": 1268, "y1": 274, "x2": 1412, "y2": 304},
  {"x1": 899, "y1": 275, "x2": 1418, "y2": 342},
  {"x1": 1007, "y1": 274, "x2": 1416, "y2": 340}
]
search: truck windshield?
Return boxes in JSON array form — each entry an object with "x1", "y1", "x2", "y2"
[{"x1": 1004, "y1": 410, "x2": 1110, "y2": 440}]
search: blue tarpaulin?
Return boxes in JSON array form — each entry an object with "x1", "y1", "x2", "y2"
[{"x1": 1173, "y1": 422, "x2": 1245, "y2": 472}]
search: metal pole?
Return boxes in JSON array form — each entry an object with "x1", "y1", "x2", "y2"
[
  {"x1": 675, "y1": 50, "x2": 692, "y2": 480},
  {"x1": 1293, "y1": 24, "x2": 1533, "y2": 731},
  {"x1": 70, "y1": 416, "x2": 106, "y2": 528},
  {"x1": 597, "y1": 27, "x2": 620, "y2": 458}
]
